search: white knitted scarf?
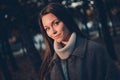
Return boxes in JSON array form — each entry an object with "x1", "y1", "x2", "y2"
[{"x1": 54, "y1": 32, "x2": 76, "y2": 60}]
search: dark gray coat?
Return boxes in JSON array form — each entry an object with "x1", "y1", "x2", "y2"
[{"x1": 44, "y1": 36, "x2": 120, "y2": 80}]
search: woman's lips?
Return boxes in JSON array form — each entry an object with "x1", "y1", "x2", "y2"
[{"x1": 54, "y1": 34, "x2": 61, "y2": 39}]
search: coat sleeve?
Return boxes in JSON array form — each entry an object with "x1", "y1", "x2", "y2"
[
  {"x1": 87, "y1": 40, "x2": 120, "y2": 80},
  {"x1": 97, "y1": 43, "x2": 120, "y2": 80}
]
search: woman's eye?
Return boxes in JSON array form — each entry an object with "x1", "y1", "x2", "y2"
[
  {"x1": 53, "y1": 20, "x2": 60, "y2": 26},
  {"x1": 45, "y1": 27, "x2": 50, "y2": 31}
]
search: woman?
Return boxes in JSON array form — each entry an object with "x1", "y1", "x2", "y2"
[{"x1": 38, "y1": 3, "x2": 120, "y2": 80}]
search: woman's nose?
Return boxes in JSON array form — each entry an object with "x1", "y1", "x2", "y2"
[
  {"x1": 53, "y1": 29, "x2": 57, "y2": 34},
  {"x1": 53, "y1": 30, "x2": 57, "y2": 34},
  {"x1": 52, "y1": 28, "x2": 57, "y2": 34}
]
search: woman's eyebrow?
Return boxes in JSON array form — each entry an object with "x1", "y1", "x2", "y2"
[
  {"x1": 52, "y1": 18, "x2": 59, "y2": 24},
  {"x1": 43, "y1": 18, "x2": 59, "y2": 28},
  {"x1": 51, "y1": 19, "x2": 58, "y2": 25}
]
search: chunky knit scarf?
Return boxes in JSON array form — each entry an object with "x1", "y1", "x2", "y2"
[{"x1": 54, "y1": 32, "x2": 76, "y2": 60}]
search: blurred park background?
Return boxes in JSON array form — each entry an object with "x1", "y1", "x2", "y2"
[{"x1": 0, "y1": 0, "x2": 120, "y2": 80}]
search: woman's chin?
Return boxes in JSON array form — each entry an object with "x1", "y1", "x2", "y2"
[{"x1": 55, "y1": 39, "x2": 61, "y2": 43}]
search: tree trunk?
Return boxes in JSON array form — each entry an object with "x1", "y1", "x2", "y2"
[
  {"x1": 0, "y1": 53, "x2": 13, "y2": 80},
  {"x1": 94, "y1": 0, "x2": 118, "y2": 61},
  {"x1": 19, "y1": 24, "x2": 42, "y2": 73}
]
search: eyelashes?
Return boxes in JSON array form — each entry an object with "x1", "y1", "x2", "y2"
[
  {"x1": 53, "y1": 20, "x2": 61, "y2": 26},
  {"x1": 44, "y1": 19, "x2": 61, "y2": 31}
]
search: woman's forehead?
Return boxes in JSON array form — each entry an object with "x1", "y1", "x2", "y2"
[{"x1": 42, "y1": 13, "x2": 58, "y2": 27}]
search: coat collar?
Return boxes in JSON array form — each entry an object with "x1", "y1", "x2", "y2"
[{"x1": 71, "y1": 36, "x2": 88, "y2": 58}]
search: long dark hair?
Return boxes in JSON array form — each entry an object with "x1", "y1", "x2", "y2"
[{"x1": 38, "y1": 3, "x2": 84, "y2": 79}]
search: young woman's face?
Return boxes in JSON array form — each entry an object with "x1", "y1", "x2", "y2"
[{"x1": 42, "y1": 13, "x2": 71, "y2": 43}]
